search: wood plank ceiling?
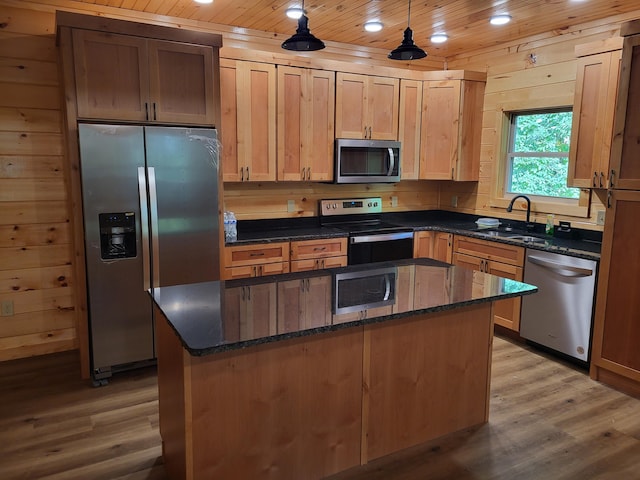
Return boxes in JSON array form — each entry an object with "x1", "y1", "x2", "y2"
[{"x1": 65, "y1": 0, "x2": 640, "y2": 58}]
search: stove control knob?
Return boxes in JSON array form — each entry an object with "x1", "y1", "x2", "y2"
[
  {"x1": 332, "y1": 203, "x2": 337, "y2": 209},
  {"x1": 368, "y1": 202, "x2": 372, "y2": 207},
  {"x1": 325, "y1": 204, "x2": 330, "y2": 210},
  {"x1": 373, "y1": 201, "x2": 378, "y2": 207}
]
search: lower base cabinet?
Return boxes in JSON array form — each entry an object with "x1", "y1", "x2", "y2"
[
  {"x1": 452, "y1": 236, "x2": 524, "y2": 331},
  {"x1": 414, "y1": 231, "x2": 453, "y2": 263}
]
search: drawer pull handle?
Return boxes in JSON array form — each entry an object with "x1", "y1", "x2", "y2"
[
  {"x1": 250, "y1": 252, "x2": 265, "y2": 257},
  {"x1": 313, "y1": 247, "x2": 326, "y2": 251}
]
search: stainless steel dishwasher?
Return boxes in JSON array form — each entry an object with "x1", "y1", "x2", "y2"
[{"x1": 520, "y1": 249, "x2": 598, "y2": 364}]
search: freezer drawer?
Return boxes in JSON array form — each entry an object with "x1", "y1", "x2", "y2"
[{"x1": 520, "y1": 249, "x2": 597, "y2": 362}]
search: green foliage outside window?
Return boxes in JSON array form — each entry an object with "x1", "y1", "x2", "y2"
[{"x1": 507, "y1": 110, "x2": 580, "y2": 199}]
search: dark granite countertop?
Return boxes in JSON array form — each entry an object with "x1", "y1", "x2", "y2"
[
  {"x1": 225, "y1": 210, "x2": 601, "y2": 261},
  {"x1": 152, "y1": 258, "x2": 537, "y2": 357}
]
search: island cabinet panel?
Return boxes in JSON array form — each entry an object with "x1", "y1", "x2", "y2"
[
  {"x1": 277, "y1": 66, "x2": 335, "y2": 181},
  {"x1": 335, "y1": 73, "x2": 399, "y2": 140},
  {"x1": 568, "y1": 40, "x2": 622, "y2": 189},
  {"x1": 189, "y1": 329, "x2": 363, "y2": 480},
  {"x1": 392, "y1": 264, "x2": 415, "y2": 313},
  {"x1": 363, "y1": 304, "x2": 492, "y2": 462},
  {"x1": 72, "y1": 29, "x2": 216, "y2": 125}
]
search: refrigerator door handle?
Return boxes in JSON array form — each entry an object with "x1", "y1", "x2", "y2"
[
  {"x1": 137, "y1": 167, "x2": 151, "y2": 291},
  {"x1": 148, "y1": 166, "x2": 161, "y2": 288}
]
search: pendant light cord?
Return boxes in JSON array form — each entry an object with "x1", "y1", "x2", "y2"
[{"x1": 407, "y1": 0, "x2": 412, "y2": 28}]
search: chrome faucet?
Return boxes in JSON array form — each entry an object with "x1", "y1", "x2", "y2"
[{"x1": 506, "y1": 195, "x2": 534, "y2": 231}]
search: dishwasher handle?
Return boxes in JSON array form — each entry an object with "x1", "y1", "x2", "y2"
[{"x1": 527, "y1": 255, "x2": 594, "y2": 278}]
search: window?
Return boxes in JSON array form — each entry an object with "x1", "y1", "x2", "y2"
[{"x1": 506, "y1": 109, "x2": 580, "y2": 199}]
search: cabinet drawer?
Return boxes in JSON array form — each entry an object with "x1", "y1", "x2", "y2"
[
  {"x1": 224, "y1": 242, "x2": 289, "y2": 268},
  {"x1": 223, "y1": 262, "x2": 289, "y2": 280},
  {"x1": 453, "y1": 236, "x2": 524, "y2": 266},
  {"x1": 290, "y1": 255, "x2": 347, "y2": 272},
  {"x1": 291, "y1": 237, "x2": 347, "y2": 260},
  {"x1": 290, "y1": 238, "x2": 347, "y2": 261}
]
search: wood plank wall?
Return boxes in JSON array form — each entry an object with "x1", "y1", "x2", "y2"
[
  {"x1": 1, "y1": 0, "x2": 639, "y2": 362},
  {"x1": 444, "y1": 11, "x2": 640, "y2": 229},
  {"x1": 0, "y1": 5, "x2": 77, "y2": 361}
]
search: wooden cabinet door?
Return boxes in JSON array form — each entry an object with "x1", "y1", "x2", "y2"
[
  {"x1": 224, "y1": 284, "x2": 276, "y2": 341},
  {"x1": 414, "y1": 265, "x2": 450, "y2": 309},
  {"x1": 72, "y1": 29, "x2": 149, "y2": 121},
  {"x1": 568, "y1": 50, "x2": 621, "y2": 188},
  {"x1": 399, "y1": 79, "x2": 422, "y2": 180},
  {"x1": 433, "y1": 232, "x2": 453, "y2": 263},
  {"x1": 485, "y1": 261, "x2": 523, "y2": 331},
  {"x1": 413, "y1": 231, "x2": 434, "y2": 259},
  {"x1": 278, "y1": 276, "x2": 331, "y2": 332},
  {"x1": 147, "y1": 40, "x2": 216, "y2": 125},
  {"x1": 420, "y1": 80, "x2": 483, "y2": 181},
  {"x1": 335, "y1": 72, "x2": 367, "y2": 139},
  {"x1": 610, "y1": 35, "x2": 640, "y2": 190},
  {"x1": 278, "y1": 66, "x2": 335, "y2": 181},
  {"x1": 591, "y1": 190, "x2": 640, "y2": 380},
  {"x1": 221, "y1": 60, "x2": 276, "y2": 182},
  {"x1": 368, "y1": 76, "x2": 399, "y2": 140},
  {"x1": 336, "y1": 73, "x2": 399, "y2": 140},
  {"x1": 452, "y1": 252, "x2": 483, "y2": 272},
  {"x1": 420, "y1": 80, "x2": 459, "y2": 180}
]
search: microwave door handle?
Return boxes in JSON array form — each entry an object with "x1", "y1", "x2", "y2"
[
  {"x1": 383, "y1": 274, "x2": 391, "y2": 301},
  {"x1": 387, "y1": 148, "x2": 395, "y2": 176}
]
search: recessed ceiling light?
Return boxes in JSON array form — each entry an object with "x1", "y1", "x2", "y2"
[
  {"x1": 193, "y1": 0, "x2": 213, "y2": 4},
  {"x1": 430, "y1": 33, "x2": 448, "y2": 44},
  {"x1": 286, "y1": 7, "x2": 304, "y2": 19},
  {"x1": 364, "y1": 21, "x2": 383, "y2": 32},
  {"x1": 490, "y1": 14, "x2": 512, "y2": 26}
]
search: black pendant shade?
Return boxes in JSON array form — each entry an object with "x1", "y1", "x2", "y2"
[
  {"x1": 282, "y1": 14, "x2": 325, "y2": 51},
  {"x1": 388, "y1": 27, "x2": 427, "y2": 60},
  {"x1": 389, "y1": 0, "x2": 427, "y2": 61}
]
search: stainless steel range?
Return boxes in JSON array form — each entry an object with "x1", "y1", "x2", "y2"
[{"x1": 319, "y1": 197, "x2": 413, "y2": 265}]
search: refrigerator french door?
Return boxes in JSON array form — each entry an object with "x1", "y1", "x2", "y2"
[{"x1": 78, "y1": 124, "x2": 220, "y2": 383}]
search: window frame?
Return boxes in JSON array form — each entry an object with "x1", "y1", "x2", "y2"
[
  {"x1": 505, "y1": 107, "x2": 578, "y2": 200},
  {"x1": 490, "y1": 100, "x2": 590, "y2": 219}
]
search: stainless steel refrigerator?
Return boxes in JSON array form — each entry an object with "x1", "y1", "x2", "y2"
[{"x1": 78, "y1": 124, "x2": 220, "y2": 384}]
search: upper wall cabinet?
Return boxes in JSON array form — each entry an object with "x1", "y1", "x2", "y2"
[
  {"x1": 335, "y1": 73, "x2": 399, "y2": 140},
  {"x1": 398, "y1": 79, "x2": 422, "y2": 180},
  {"x1": 220, "y1": 59, "x2": 276, "y2": 182},
  {"x1": 277, "y1": 66, "x2": 335, "y2": 182},
  {"x1": 568, "y1": 39, "x2": 623, "y2": 189},
  {"x1": 420, "y1": 79, "x2": 485, "y2": 181},
  {"x1": 71, "y1": 29, "x2": 217, "y2": 125},
  {"x1": 609, "y1": 32, "x2": 640, "y2": 190}
]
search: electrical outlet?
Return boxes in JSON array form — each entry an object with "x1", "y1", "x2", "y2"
[
  {"x1": 391, "y1": 196, "x2": 398, "y2": 207},
  {"x1": 596, "y1": 210, "x2": 606, "y2": 226},
  {"x1": 1, "y1": 300, "x2": 14, "y2": 317},
  {"x1": 287, "y1": 199, "x2": 295, "y2": 213},
  {"x1": 451, "y1": 195, "x2": 458, "y2": 207}
]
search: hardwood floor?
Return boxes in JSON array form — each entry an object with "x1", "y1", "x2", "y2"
[{"x1": 1, "y1": 335, "x2": 640, "y2": 479}]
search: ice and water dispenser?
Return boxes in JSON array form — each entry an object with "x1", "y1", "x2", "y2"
[{"x1": 98, "y1": 212, "x2": 137, "y2": 260}]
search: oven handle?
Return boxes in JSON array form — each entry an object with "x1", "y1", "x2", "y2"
[
  {"x1": 350, "y1": 231, "x2": 413, "y2": 244},
  {"x1": 387, "y1": 148, "x2": 395, "y2": 176}
]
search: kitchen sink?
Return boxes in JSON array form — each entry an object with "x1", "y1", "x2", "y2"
[{"x1": 476, "y1": 229, "x2": 547, "y2": 243}]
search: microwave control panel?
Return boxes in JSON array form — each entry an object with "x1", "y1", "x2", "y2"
[{"x1": 320, "y1": 197, "x2": 382, "y2": 216}]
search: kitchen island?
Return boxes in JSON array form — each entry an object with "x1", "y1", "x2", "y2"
[{"x1": 152, "y1": 259, "x2": 536, "y2": 480}]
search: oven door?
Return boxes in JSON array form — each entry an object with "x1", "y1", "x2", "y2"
[
  {"x1": 334, "y1": 266, "x2": 397, "y2": 315},
  {"x1": 348, "y1": 231, "x2": 413, "y2": 265}
]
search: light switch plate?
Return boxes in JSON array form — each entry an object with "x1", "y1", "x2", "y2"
[
  {"x1": 451, "y1": 195, "x2": 458, "y2": 207},
  {"x1": 596, "y1": 210, "x2": 605, "y2": 226},
  {"x1": 287, "y1": 199, "x2": 295, "y2": 213},
  {"x1": 1, "y1": 300, "x2": 13, "y2": 317},
  {"x1": 391, "y1": 196, "x2": 398, "y2": 207}
]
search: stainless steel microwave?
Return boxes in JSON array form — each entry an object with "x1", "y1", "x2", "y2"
[
  {"x1": 334, "y1": 139, "x2": 401, "y2": 183},
  {"x1": 333, "y1": 266, "x2": 397, "y2": 315}
]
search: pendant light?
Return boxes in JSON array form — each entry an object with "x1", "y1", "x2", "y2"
[
  {"x1": 282, "y1": 1, "x2": 325, "y2": 51},
  {"x1": 388, "y1": 0, "x2": 427, "y2": 60}
]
